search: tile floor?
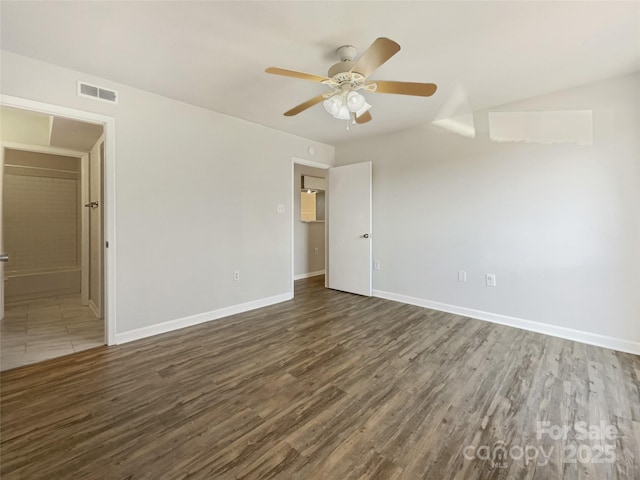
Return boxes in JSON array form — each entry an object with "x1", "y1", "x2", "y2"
[{"x1": 1, "y1": 294, "x2": 104, "y2": 371}]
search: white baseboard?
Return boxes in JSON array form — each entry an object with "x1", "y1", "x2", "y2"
[
  {"x1": 88, "y1": 299, "x2": 102, "y2": 319},
  {"x1": 294, "y1": 270, "x2": 325, "y2": 281},
  {"x1": 373, "y1": 289, "x2": 640, "y2": 356},
  {"x1": 115, "y1": 292, "x2": 293, "y2": 345}
]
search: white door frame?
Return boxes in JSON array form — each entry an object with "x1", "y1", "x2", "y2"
[
  {"x1": 291, "y1": 156, "x2": 330, "y2": 295},
  {"x1": 1, "y1": 94, "x2": 117, "y2": 346},
  {"x1": 87, "y1": 133, "x2": 106, "y2": 319}
]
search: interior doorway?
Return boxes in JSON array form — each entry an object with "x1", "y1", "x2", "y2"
[
  {"x1": 0, "y1": 106, "x2": 106, "y2": 370},
  {"x1": 291, "y1": 157, "x2": 374, "y2": 298},
  {"x1": 291, "y1": 157, "x2": 329, "y2": 295}
]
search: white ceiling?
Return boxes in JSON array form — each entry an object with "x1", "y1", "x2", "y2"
[
  {"x1": 49, "y1": 117, "x2": 103, "y2": 151},
  {"x1": 2, "y1": 1, "x2": 639, "y2": 145},
  {"x1": 1, "y1": 106, "x2": 103, "y2": 151}
]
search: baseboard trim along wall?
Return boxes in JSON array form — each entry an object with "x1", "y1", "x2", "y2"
[
  {"x1": 115, "y1": 292, "x2": 293, "y2": 344},
  {"x1": 88, "y1": 300, "x2": 100, "y2": 319},
  {"x1": 372, "y1": 289, "x2": 640, "y2": 356},
  {"x1": 294, "y1": 270, "x2": 325, "y2": 281}
]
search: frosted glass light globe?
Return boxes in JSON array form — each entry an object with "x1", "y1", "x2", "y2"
[
  {"x1": 323, "y1": 97, "x2": 341, "y2": 116},
  {"x1": 346, "y1": 91, "x2": 365, "y2": 112}
]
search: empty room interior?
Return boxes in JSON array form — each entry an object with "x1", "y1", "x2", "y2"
[{"x1": 0, "y1": 2, "x2": 638, "y2": 479}]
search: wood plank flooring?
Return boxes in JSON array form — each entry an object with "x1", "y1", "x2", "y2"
[{"x1": 1, "y1": 276, "x2": 639, "y2": 479}]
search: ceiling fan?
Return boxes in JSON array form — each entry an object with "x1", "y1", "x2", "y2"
[{"x1": 265, "y1": 37, "x2": 437, "y2": 126}]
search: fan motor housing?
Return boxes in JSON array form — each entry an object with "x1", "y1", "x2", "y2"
[
  {"x1": 328, "y1": 60, "x2": 354, "y2": 78},
  {"x1": 327, "y1": 45, "x2": 367, "y2": 87},
  {"x1": 336, "y1": 45, "x2": 357, "y2": 62}
]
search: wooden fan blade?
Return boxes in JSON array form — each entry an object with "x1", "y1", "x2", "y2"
[
  {"x1": 265, "y1": 67, "x2": 330, "y2": 83},
  {"x1": 355, "y1": 111, "x2": 372, "y2": 124},
  {"x1": 371, "y1": 81, "x2": 437, "y2": 97},
  {"x1": 350, "y1": 37, "x2": 401, "y2": 78},
  {"x1": 284, "y1": 94, "x2": 326, "y2": 116}
]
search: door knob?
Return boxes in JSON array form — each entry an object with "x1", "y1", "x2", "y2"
[
  {"x1": 363, "y1": 233, "x2": 372, "y2": 238},
  {"x1": 0, "y1": 253, "x2": 8, "y2": 263},
  {"x1": 84, "y1": 201, "x2": 99, "y2": 208}
]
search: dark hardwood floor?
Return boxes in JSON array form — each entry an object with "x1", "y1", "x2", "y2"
[{"x1": 1, "y1": 276, "x2": 639, "y2": 479}]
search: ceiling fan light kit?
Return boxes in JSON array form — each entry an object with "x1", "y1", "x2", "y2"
[
  {"x1": 265, "y1": 37, "x2": 437, "y2": 128},
  {"x1": 323, "y1": 91, "x2": 371, "y2": 121}
]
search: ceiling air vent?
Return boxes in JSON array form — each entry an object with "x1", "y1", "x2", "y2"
[{"x1": 77, "y1": 81, "x2": 118, "y2": 104}]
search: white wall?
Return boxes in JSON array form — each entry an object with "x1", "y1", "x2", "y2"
[
  {"x1": 0, "y1": 106, "x2": 51, "y2": 146},
  {"x1": 1, "y1": 51, "x2": 334, "y2": 339},
  {"x1": 336, "y1": 73, "x2": 640, "y2": 352},
  {"x1": 294, "y1": 164, "x2": 326, "y2": 277}
]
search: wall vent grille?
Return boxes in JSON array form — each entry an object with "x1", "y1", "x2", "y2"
[{"x1": 77, "y1": 81, "x2": 118, "y2": 104}]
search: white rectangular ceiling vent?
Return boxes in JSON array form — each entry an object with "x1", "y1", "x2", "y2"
[{"x1": 77, "y1": 81, "x2": 118, "y2": 104}]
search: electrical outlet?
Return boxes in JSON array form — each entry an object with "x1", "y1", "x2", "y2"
[
  {"x1": 277, "y1": 204, "x2": 285, "y2": 213},
  {"x1": 314, "y1": 247, "x2": 319, "y2": 255},
  {"x1": 458, "y1": 270, "x2": 467, "y2": 283},
  {"x1": 486, "y1": 273, "x2": 496, "y2": 287},
  {"x1": 374, "y1": 260, "x2": 381, "y2": 270},
  {"x1": 233, "y1": 271, "x2": 240, "y2": 281}
]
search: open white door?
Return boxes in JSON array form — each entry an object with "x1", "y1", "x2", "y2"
[
  {"x1": 88, "y1": 138, "x2": 105, "y2": 318},
  {"x1": 0, "y1": 147, "x2": 5, "y2": 319},
  {"x1": 328, "y1": 161, "x2": 372, "y2": 296}
]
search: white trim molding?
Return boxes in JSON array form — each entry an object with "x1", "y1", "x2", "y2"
[
  {"x1": 373, "y1": 290, "x2": 640, "y2": 356},
  {"x1": 88, "y1": 299, "x2": 101, "y2": 319},
  {"x1": 115, "y1": 292, "x2": 293, "y2": 345},
  {"x1": 291, "y1": 156, "x2": 333, "y2": 169},
  {"x1": 294, "y1": 270, "x2": 325, "y2": 281}
]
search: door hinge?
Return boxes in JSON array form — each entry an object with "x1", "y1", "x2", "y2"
[{"x1": 106, "y1": 241, "x2": 109, "y2": 248}]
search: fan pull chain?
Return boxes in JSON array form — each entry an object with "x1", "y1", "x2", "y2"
[{"x1": 346, "y1": 112, "x2": 356, "y2": 131}]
